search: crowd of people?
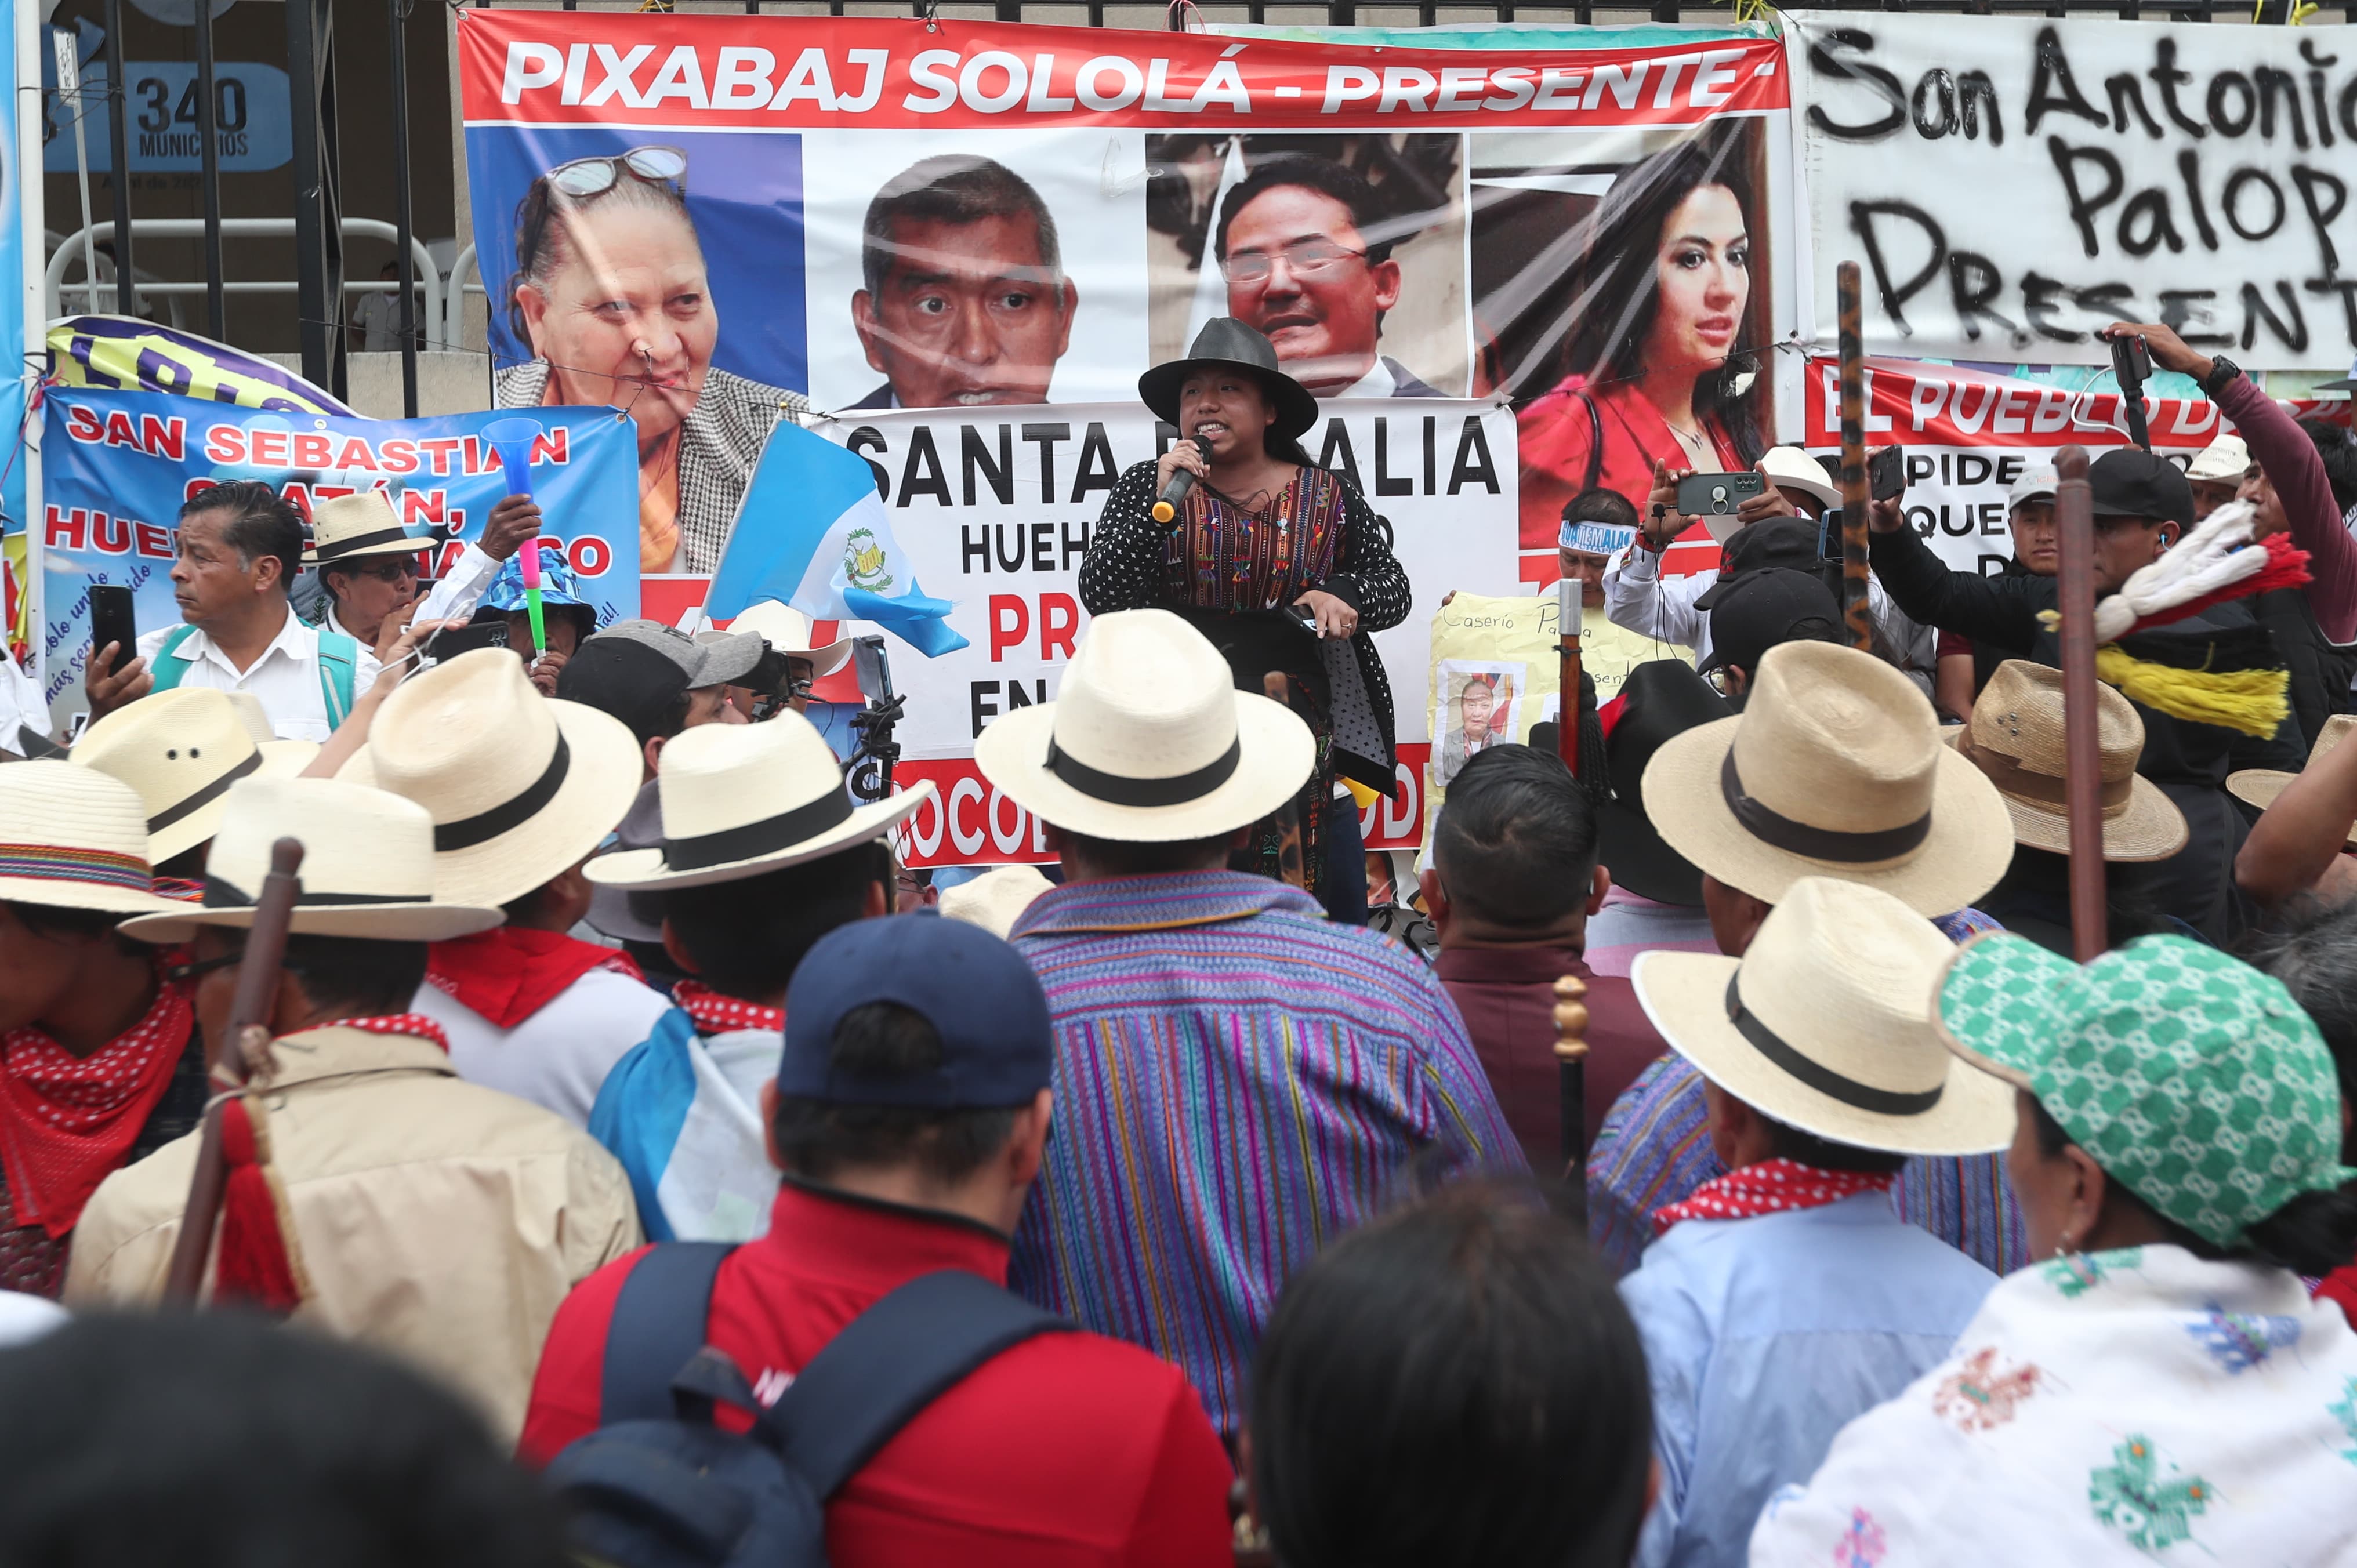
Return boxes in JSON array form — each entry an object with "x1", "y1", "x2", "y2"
[{"x1": 2, "y1": 310, "x2": 2357, "y2": 1567}]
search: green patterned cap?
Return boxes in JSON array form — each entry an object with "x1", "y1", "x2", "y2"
[{"x1": 1937, "y1": 932, "x2": 2355, "y2": 1246}]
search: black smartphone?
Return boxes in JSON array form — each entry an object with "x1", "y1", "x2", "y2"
[
  {"x1": 423, "y1": 620, "x2": 509, "y2": 663},
  {"x1": 853, "y1": 634, "x2": 895, "y2": 706},
  {"x1": 2110, "y1": 331, "x2": 2153, "y2": 390},
  {"x1": 1870, "y1": 444, "x2": 1906, "y2": 502},
  {"x1": 1676, "y1": 471, "x2": 1766, "y2": 517},
  {"x1": 88, "y1": 584, "x2": 137, "y2": 677}
]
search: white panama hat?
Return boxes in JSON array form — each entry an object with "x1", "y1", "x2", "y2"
[
  {"x1": 2185, "y1": 433, "x2": 2251, "y2": 484},
  {"x1": 973, "y1": 609, "x2": 1315, "y2": 843},
  {"x1": 0, "y1": 761, "x2": 193, "y2": 916},
  {"x1": 727, "y1": 601, "x2": 851, "y2": 680},
  {"x1": 302, "y1": 489, "x2": 435, "y2": 567},
  {"x1": 336, "y1": 648, "x2": 643, "y2": 908},
  {"x1": 583, "y1": 712, "x2": 935, "y2": 891},
  {"x1": 73, "y1": 688, "x2": 319, "y2": 865},
  {"x1": 1642, "y1": 640, "x2": 2015, "y2": 917},
  {"x1": 1634, "y1": 875, "x2": 2017, "y2": 1156},
  {"x1": 118, "y1": 776, "x2": 506, "y2": 943}
]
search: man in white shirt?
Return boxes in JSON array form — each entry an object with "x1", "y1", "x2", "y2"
[
  {"x1": 84, "y1": 481, "x2": 382, "y2": 742},
  {"x1": 1604, "y1": 449, "x2": 1936, "y2": 695},
  {"x1": 309, "y1": 489, "x2": 539, "y2": 650},
  {"x1": 0, "y1": 643, "x2": 45, "y2": 753}
]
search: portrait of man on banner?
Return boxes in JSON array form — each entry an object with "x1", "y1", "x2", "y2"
[
  {"x1": 1147, "y1": 135, "x2": 1468, "y2": 401},
  {"x1": 847, "y1": 154, "x2": 1081, "y2": 411}
]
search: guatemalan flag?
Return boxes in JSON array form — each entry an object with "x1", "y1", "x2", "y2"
[
  {"x1": 706, "y1": 419, "x2": 969, "y2": 656},
  {"x1": 589, "y1": 1011, "x2": 778, "y2": 1243}
]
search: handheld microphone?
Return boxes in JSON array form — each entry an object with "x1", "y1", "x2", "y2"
[{"x1": 1151, "y1": 466, "x2": 1197, "y2": 524}]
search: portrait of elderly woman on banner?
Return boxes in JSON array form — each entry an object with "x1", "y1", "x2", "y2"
[
  {"x1": 495, "y1": 145, "x2": 798, "y2": 576},
  {"x1": 1475, "y1": 121, "x2": 1774, "y2": 561}
]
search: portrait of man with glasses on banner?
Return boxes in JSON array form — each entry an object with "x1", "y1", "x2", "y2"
[
  {"x1": 1148, "y1": 137, "x2": 1468, "y2": 401},
  {"x1": 495, "y1": 144, "x2": 800, "y2": 576}
]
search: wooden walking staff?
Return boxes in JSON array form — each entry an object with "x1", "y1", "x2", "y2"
[
  {"x1": 2053, "y1": 447, "x2": 2109, "y2": 962},
  {"x1": 1835, "y1": 262, "x2": 1874, "y2": 654},
  {"x1": 1557, "y1": 575, "x2": 1582, "y2": 775},
  {"x1": 164, "y1": 837, "x2": 306, "y2": 1305}
]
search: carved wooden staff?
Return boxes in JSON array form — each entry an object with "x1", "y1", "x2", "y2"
[
  {"x1": 2053, "y1": 447, "x2": 2109, "y2": 962},
  {"x1": 1836, "y1": 261, "x2": 1873, "y2": 654},
  {"x1": 1554, "y1": 974, "x2": 1590, "y2": 1224},
  {"x1": 1557, "y1": 574, "x2": 1582, "y2": 775},
  {"x1": 164, "y1": 837, "x2": 304, "y2": 1305}
]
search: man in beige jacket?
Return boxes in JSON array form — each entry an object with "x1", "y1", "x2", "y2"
[{"x1": 67, "y1": 776, "x2": 641, "y2": 1446}]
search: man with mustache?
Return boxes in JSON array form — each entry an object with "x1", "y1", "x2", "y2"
[
  {"x1": 850, "y1": 156, "x2": 1078, "y2": 410},
  {"x1": 1213, "y1": 156, "x2": 1445, "y2": 400},
  {"x1": 82, "y1": 482, "x2": 381, "y2": 742}
]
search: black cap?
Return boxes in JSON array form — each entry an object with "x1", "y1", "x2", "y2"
[
  {"x1": 779, "y1": 914, "x2": 1053, "y2": 1108},
  {"x1": 1692, "y1": 517, "x2": 1821, "y2": 609},
  {"x1": 1699, "y1": 568, "x2": 1843, "y2": 677},
  {"x1": 553, "y1": 639, "x2": 690, "y2": 750},
  {"x1": 1594, "y1": 661, "x2": 1728, "y2": 906},
  {"x1": 2088, "y1": 448, "x2": 2195, "y2": 529}
]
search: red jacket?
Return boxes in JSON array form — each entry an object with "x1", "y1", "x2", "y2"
[
  {"x1": 521, "y1": 1181, "x2": 1234, "y2": 1568},
  {"x1": 1434, "y1": 944, "x2": 1669, "y2": 1177},
  {"x1": 1516, "y1": 375, "x2": 1739, "y2": 582}
]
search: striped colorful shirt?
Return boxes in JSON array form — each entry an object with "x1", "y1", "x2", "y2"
[
  {"x1": 1007, "y1": 870, "x2": 1524, "y2": 1435},
  {"x1": 1587, "y1": 908, "x2": 2028, "y2": 1279}
]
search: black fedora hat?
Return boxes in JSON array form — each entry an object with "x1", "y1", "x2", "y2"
[
  {"x1": 1138, "y1": 317, "x2": 1321, "y2": 441},
  {"x1": 1594, "y1": 660, "x2": 1729, "y2": 907}
]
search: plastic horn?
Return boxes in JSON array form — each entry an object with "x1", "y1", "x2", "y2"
[{"x1": 482, "y1": 415, "x2": 543, "y2": 500}]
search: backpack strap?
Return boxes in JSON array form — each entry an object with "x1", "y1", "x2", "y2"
[
  {"x1": 314, "y1": 630, "x2": 359, "y2": 731},
  {"x1": 758, "y1": 1269, "x2": 1069, "y2": 1499},
  {"x1": 598, "y1": 1241, "x2": 738, "y2": 1427},
  {"x1": 146, "y1": 625, "x2": 198, "y2": 693}
]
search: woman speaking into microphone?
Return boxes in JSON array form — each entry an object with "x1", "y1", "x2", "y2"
[{"x1": 1079, "y1": 318, "x2": 1410, "y2": 919}]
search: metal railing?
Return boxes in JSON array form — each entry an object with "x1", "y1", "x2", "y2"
[{"x1": 43, "y1": 219, "x2": 448, "y2": 348}]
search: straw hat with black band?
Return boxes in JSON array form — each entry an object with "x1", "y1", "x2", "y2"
[
  {"x1": 1138, "y1": 318, "x2": 1320, "y2": 442},
  {"x1": 74, "y1": 688, "x2": 319, "y2": 865},
  {"x1": 1634, "y1": 875, "x2": 2016, "y2": 1156},
  {"x1": 727, "y1": 601, "x2": 850, "y2": 680},
  {"x1": 0, "y1": 761, "x2": 195, "y2": 917},
  {"x1": 118, "y1": 777, "x2": 505, "y2": 943},
  {"x1": 1642, "y1": 640, "x2": 2015, "y2": 916},
  {"x1": 336, "y1": 648, "x2": 643, "y2": 908},
  {"x1": 302, "y1": 490, "x2": 436, "y2": 568},
  {"x1": 583, "y1": 712, "x2": 934, "y2": 892},
  {"x1": 974, "y1": 608, "x2": 1316, "y2": 844},
  {"x1": 2228, "y1": 713, "x2": 2357, "y2": 845},
  {"x1": 1952, "y1": 659, "x2": 2186, "y2": 862}
]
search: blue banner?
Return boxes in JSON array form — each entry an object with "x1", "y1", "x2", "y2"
[{"x1": 37, "y1": 388, "x2": 641, "y2": 716}]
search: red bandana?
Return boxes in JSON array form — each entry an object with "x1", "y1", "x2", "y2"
[
  {"x1": 425, "y1": 928, "x2": 644, "y2": 1032},
  {"x1": 333, "y1": 1014, "x2": 454, "y2": 1053},
  {"x1": 0, "y1": 965, "x2": 197, "y2": 1238},
  {"x1": 673, "y1": 979, "x2": 784, "y2": 1037},
  {"x1": 1651, "y1": 1157, "x2": 1895, "y2": 1237}
]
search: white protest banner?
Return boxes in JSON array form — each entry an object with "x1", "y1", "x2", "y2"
[
  {"x1": 458, "y1": 10, "x2": 1799, "y2": 591},
  {"x1": 1789, "y1": 12, "x2": 2357, "y2": 370},
  {"x1": 676, "y1": 401, "x2": 1518, "y2": 866}
]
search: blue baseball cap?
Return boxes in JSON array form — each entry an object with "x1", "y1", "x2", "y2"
[{"x1": 778, "y1": 914, "x2": 1053, "y2": 1108}]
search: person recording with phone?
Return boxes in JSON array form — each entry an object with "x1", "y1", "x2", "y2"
[
  {"x1": 1600, "y1": 448, "x2": 1938, "y2": 695},
  {"x1": 1079, "y1": 318, "x2": 1409, "y2": 917}
]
